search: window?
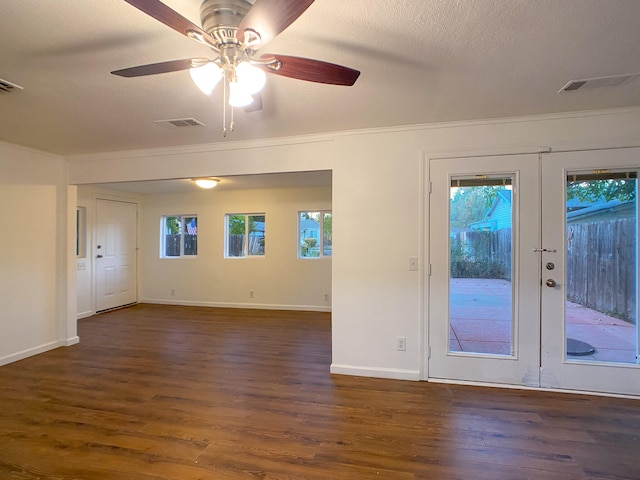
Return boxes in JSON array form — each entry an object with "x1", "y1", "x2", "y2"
[
  {"x1": 299, "y1": 211, "x2": 332, "y2": 258},
  {"x1": 161, "y1": 215, "x2": 198, "y2": 257},
  {"x1": 225, "y1": 214, "x2": 265, "y2": 257},
  {"x1": 76, "y1": 206, "x2": 86, "y2": 258}
]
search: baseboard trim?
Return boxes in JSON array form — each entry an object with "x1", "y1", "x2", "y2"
[
  {"x1": 63, "y1": 336, "x2": 80, "y2": 347},
  {"x1": 0, "y1": 340, "x2": 63, "y2": 367},
  {"x1": 330, "y1": 364, "x2": 420, "y2": 381},
  {"x1": 77, "y1": 310, "x2": 94, "y2": 320},
  {"x1": 141, "y1": 298, "x2": 331, "y2": 313}
]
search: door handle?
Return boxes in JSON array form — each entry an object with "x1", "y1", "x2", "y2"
[
  {"x1": 97, "y1": 254, "x2": 103, "y2": 259},
  {"x1": 545, "y1": 278, "x2": 557, "y2": 288}
]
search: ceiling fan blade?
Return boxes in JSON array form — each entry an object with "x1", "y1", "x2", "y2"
[
  {"x1": 238, "y1": 0, "x2": 315, "y2": 47},
  {"x1": 123, "y1": 0, "x2": 218, "y2": 50},
  {"x1": 259, "y1": 54, "x2": 360, "y2": 86},
  {"x1": 111, "y1": 58, "x2": 206, "y2": 77}
]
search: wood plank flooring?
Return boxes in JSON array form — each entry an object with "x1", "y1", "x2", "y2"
[{"x1": 1, "y1": 304, "x2": 639, "y2": 479}]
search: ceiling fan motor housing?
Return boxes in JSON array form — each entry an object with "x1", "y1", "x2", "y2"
[{"x1": 200, "y1": 0, "x2": 253, "y2": 46}]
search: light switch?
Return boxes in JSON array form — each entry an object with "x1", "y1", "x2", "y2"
[{"x1": 408, "y1": 256, "x2": 418, "y2": 271}]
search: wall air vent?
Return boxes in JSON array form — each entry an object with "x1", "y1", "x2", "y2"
[
  {"x1": 153, "y1": 117, "x2": 206, "y2": 129},
  {"x1": 0, "y1": 78, "x2": 24, "y2": 94},
  {"x1": 559, "y1": 73, "x2": 639, "y2": 93}
]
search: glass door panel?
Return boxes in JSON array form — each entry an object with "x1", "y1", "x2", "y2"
[
  {"x1": 565, "y1": 173, "x2": 638, "y2": 363},
  {"x1": 429, "y1": 154, "x2": 541, "y2": 386},
  {"x1": 449, "y1": 177, "x2": 514, "y2": 355},
  {"x1": 541, "y1": 148, "x2": 640, "y2": 396}
]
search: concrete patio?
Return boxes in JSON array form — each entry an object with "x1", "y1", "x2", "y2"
[{"x1": 449, "y1": 278, "x2": 638, "y2": 363}]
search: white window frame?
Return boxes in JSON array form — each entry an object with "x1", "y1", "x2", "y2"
[
  {"x1": 298, "y1": 210, "x2": 332, "y2": 259},
  {"x1": 160, "y1": 215, "x2": 198, "y2": 258},
  {"x1": 224, "y1": 213, "x2": 266, "y2": 258}
]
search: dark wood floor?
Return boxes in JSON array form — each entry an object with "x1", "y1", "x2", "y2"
[{"x1": 1, "y1": 304, "x2": 639, "y2": 479}]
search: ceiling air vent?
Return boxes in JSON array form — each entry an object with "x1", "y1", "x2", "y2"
[
  {"x1": 153, "y1": 117, "x2": 205, "y2": 129},
  {"x1": 559, "y1": 73, "x2": 639, "y2": 93},
  {"x1": 0, "y1": 78, "x2": 24, "y2": 94}
]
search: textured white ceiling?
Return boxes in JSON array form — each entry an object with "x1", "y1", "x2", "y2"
[{"x1": 1, "y1": 0, "x2": 640, "y2": 156}]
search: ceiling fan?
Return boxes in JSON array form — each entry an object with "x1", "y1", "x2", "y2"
[{"x1": 112, "y1": 0, "x2": 361, "y2": 135}]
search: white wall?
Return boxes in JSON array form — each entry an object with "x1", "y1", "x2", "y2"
[
  {"x1": 76, "y1": 186, "x2": 142, "y2": 318},
  {"x1": 141, "y1": 186, "x2": 332, "y2": 310},
  {"x1": 330, "y1": 108, "x2": 640, "y2": 380},
  {"x1": 0, "y1": 142, "x2": 77, "y2": 366},
  {"x1": 66, "y1": 107, "x2": 640, "y2": 382}
]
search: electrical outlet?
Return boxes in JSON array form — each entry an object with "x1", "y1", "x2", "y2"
[
  {"x1": 396, "y1": 336, "x2": 406, "y2": 351},
  {"x1": 324, "y1": 293, "x2": 330, "y2": 302},
  {"x1": 249, "y1": 290, "x2": 254, "y2": 299},
  {"x1": 171, "y1": 289, "x2": 175, "y2": 296}
]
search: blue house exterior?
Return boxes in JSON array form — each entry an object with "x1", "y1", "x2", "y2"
[
  {"x1": 566, "y1": 198, "x2": 635, "y2": 224},
  {"x1": 469, "y1": 190, "x2": 512, "y2": 231}
]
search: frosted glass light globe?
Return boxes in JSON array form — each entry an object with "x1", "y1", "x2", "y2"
[
  {"x1": 228, "y1": 80, "x2": 254, "y2": 107},
  {"x1": 235, "y1": 61, "x2": 266, "y2": 95},
  {"x1": 189, "y1": 63, "x2": 222, "y2": 95}
]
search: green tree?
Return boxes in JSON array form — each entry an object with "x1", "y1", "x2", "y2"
[
  {"x1": 229, "y1": 215, "x2": 246, "y2": 234},
  {"x1": 323, "y1": 213, "x2": 332, "y2": 236},
  {"x1": 166, "y1": 216, "x2": 180, "y2": 234},
  {"x1": 450, "y1": 186, "x2": 504, "y2": 229},
  {"x1": 566, "y1": 179, "x2": 636, "y2": 202}
]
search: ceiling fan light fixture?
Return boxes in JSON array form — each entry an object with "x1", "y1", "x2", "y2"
[
  {"x1": 235, "y1": 61, "x2": 266, "y2": 94},
  {"x1": 189, "y1": 63, "x2": 222, "y2": 95},
  {"x1": 228, "y1": 80, "x2": 254, "y2": 107},
  {"x1": 193, "y1": 177, "x2": 220, "y2": 189}
]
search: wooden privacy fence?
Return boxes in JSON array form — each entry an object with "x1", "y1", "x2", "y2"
[
  {"x1": 453, "y1": 219, "x2": 635, "y2": 322},
  {"x1": 227, "y1": 234, "x2": 265, "y2": 256},
  {"x1": 451, "y1": 229, "x2": 512, "y2": 281},
  {"x1": 165, "y1": 234, "x2": 197, "y2": 256},
  {"x1": 566, "y1": 218, "x2": 636, "y2": 323},
  {"x1": 228, "y1": 234, "x2": 245, "y2": 257}
]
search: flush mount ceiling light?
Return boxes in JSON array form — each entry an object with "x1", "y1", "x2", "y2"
[
  {"x1": 193, "y1": 177, "x2": 219, "y2": 189},
  {"x1": 111, "y1": 0, "x2": 360, "y2": 136}
]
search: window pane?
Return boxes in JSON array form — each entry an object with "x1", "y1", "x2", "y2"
[
  {"x1": 300, "y1": 211, "x2": 321, "y2": 257},
  {"x1": 449, "y1": 180, "x2": 514, "y2": 356},
  {"x1": 184, "y1": 217, "x2": 198, "y2": 256},
  {"x1": 76, "y1": 207, "x2": 86, "y2": 258},
  {"x1": 565, "y1": 174, "x2": 638, "y2": 363},
  {"x1": 227, "y1": 215, "x2": 246, "y2": 257},
  {"x1": 164, "y1": 216, "x2": 181, "y2": 257},
  {"x1": 249, "y1": 215, "x2": 265, "y2": 256},
  {"x1": 323, "y1": 212, "x2": 332, "y2": 256}
]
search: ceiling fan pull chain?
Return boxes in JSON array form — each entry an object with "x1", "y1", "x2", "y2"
[
  {"x1": 230, "y1": 105, "x2": 235, "y2": 132},
  {"x1": 222, "y1": 76, "x2": 228, "y2": 137}
]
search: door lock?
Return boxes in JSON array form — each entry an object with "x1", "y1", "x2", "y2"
[
  {"x1": 546, "y1": 262, "x2": 555, "y2": 270},
  {"x1": 545, "y1": 278, "x2": 557, "y2": 288},
  {"x1": 97, "y1": 254, "x2": 103, "y2": 258}
]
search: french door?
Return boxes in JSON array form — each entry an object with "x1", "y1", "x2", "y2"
[{"x1": 428, "y1": 148, "x2": 640, "y2": 396}]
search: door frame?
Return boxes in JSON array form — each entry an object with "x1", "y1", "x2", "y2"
[
  {"x1": 540, "y1": 148, "x2": 640, "y2": 396},
  {"x1": 422, "y1": 148, "x2": 544, "y2": 382},
  {"x1": 74, "y1": 185, "x2": 143, "y2": 322},
  {"x1": 422, "y1": 146, "x2": 640, "y2": 397},
  {"x1": 94, "y1": 198, "x2": 139, "y2": 312},
  {"x1": 425, "y1": 152, "x2": 542, "y2": 386}
]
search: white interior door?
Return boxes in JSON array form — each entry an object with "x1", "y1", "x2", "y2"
[
  {"x1": 428, "y1": 154, "x2": 541, "y2": 386},
  {"x1": 96, "y1": 199, "x2": 137, "y2": 312},
  {"x1": 540, "y1": 148, "x2": 640, "y2": 396},
  {"x1": 429, "y1": 149, "x2": 640, "y2": 396}
]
